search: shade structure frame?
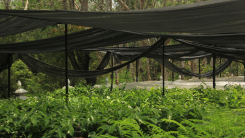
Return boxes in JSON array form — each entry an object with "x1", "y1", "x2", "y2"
[
  {"x1": 8, "y1": 55, "x2": 10, "y2": 98},
  {"x1": 213, "y1": 44, "x2": 217, "y2": 89},
  {"x1": 110, "y1": 53, "x2": 114, "y2": 91},
  {"x1": 0, "y1": 0, "x2": 243, "y2": 97},
  {"x1": 65, "y1": 24, "x2": 68, "y2": 104}
]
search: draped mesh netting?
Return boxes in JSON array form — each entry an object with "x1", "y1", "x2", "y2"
[
  {"x1": 1, "y1": 0, "x2": 245, "y2": 79},
  {"x1": 0, "y1": 53, "x2": 13, "y2": 73},
  {"x1": 17, "y1": 38, "x2": 164, "y2": 78},
  {"x1": 0, "y1": 15, "x2": 57, "y2": 37},
  {"x1": 155, "y1": 58, "x2": 232, "y2": 78},
  {"x1": 0, "y1": 0, "x2": 245, "y2": 34}
]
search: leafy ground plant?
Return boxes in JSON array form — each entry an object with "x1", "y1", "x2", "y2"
[{"x1": 0, "y1": 84, "x2": 245, "y2": 138}]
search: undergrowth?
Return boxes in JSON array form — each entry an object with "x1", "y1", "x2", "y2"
[{"x1": 0, "y1": 84, "x2": 245, "y2": 138}]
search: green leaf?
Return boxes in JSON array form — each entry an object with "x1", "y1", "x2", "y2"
[
  {"x1": 4, "y1": 128, "x2": 10, "y2": 133},
  {"x1": 25, "y1": 123, "x2": 31, "y2": 131},
  {"x1": 68, "y1": 125, "x2": 74, "y2": 136},
  {"x1": 57, "y1": 128, "x2": 62, "y2": 138},
  {"x1": 28, "y1": 133, "x2": 33, "y2": 138},
  {"x1": 108, "y1": 123, "x2": 117, "y2": 134},
  {"x1": 31, "y1": 115, "x2": 37, "y2": 126},
  {"x1": 150, "y1": 118, "x2": 158, "y2": 124}
]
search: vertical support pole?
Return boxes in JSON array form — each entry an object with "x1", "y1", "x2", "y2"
[
  {"x1": 172, "y1": 59, "x2": 174, "y2": 81},
  {"x1": 72, "y1": 0, "x2": 75, "y2": 10},
  {"x1": 110, "y1": 55, "x2": 113, "y2": 91},
  {"x1": 244, "y1": 63, "x2": 245, "y2": 82},
  {"x1": 136, "y1": 60, "x2": 138, "y2": 82},
  {"x1": 237, "y1": 62, "x2": 238, "y2": 76},
  {"x1": 8, "y1": 55, "x2": 11, "y2": 99},
  {"x1": 220, "y1": 58, "x2": 222, "y2": 77},
  {"x1": 65, "y1": 24, "x2": 68, "y2": 105},
  {"x1": 162, "y1": 38, "x2": 165, "y2": 96},
  {"x1": 199, "y1": 58, "x2": 201, "y2": 79},
  {"x1": 213, "y1": 44, "x2": 216, "y2": 89}
]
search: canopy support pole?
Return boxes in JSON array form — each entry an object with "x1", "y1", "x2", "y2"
[
  {"x1": 162, "y1": 38, "x2": 165, "y2": 96},
  {"x1": 110, "y1": 55, "x2": 113, "y2": 91},
  {"x1": 244, "y1": 63, "x2": 245, "y2": 82},
  {"x1": 136, "y1": 60, "x2": 138, "y2": 82},
  {"x1": 237, "y1": 62, "x2": 238, "y2": 76},
  {"x1": 199, "y1": 58, "x2": 201, "y2": 79},
  {"x1": 220, "y1": 58, "x2": 222, "y2": 77},
  {"x1": 172, "y1": 59, "x2": 174, "y2": 81},
  {"x1": 213, "y1": 44, "x2": 216, "y2": 89},
  {"x1": 8, "y1": 55, "x2": 11, "y2": 99},
  {"x1": 65, "y1": 24, "x2": 68, "y2": 105}
]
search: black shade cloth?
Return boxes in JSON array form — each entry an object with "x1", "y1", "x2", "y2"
[
  {"x1": 176, "y1": 39, "x2": 245, "y2": 61},
  {"x1": 0, "y1": 0, "x2": 244, "y2": 80},
  {"x1": 83, "y1": 44, "x2": 196, "y2": 53},
  {"x1": 17, "y1": 38, "x2": 164, "y2": 78},
  {"x1": 0, "y1": 53, "x2": 13, "y2": 73},
  {"x1": 0, "y1": 0, "x2": 244, "y2": 34},
  {"x1": 155, "y1": 58, "x2": 232, "y2": 77},
  {"x1": 1, "y1": 26, "x2": 245, "y2": 55},
  {"x1": 0, "y1": 16, "x2": 57, "y2": 37},
  {"x1": 114, "y1": 51, "x2": 212, "y2": 61},
  {"x1": 0, "y1": 28, "x2": 154, "y2": 54}
]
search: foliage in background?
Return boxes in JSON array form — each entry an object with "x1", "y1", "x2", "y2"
[{"x1": 0, "y1": 0, "x2": 242, "y2": 98}]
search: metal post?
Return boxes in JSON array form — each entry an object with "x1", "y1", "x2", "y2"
[
  {"x1": 162, "y1": 38, "x2": 165, "y2": 96},
  {"x1": 172, "y1": 59, "x2": 174, "y2": 81},
  {"x1": 220, "y1": 58, "x2": 221, "y2": 77},
  {"x1": 244, "y1": 63, "x2": 245, "y2": 82},
  {"x1": 213, "y1": 44, "x2": 216, "y2": 89},
  {"x1": 110, "y1": 55, "x2": 113, "y2": 91},
  {"x1": 136, "y1": 60, "x2": 138, "y2": 82},
  {"x1": 8, "y1": 55, "x2": 11, "y2": 99},
  {"x1": 237, "y1": 62, "x2": 238, "y2": 76},
  {"x1": 199, "y1": 58, "x2": 201, "y2": 79},
  {"x1": 65, "y1": 24, "x2": 68, "y2": 105}
]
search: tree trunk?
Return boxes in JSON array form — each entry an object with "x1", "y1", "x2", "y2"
[
  {"x1": 202, "y1": 58, "x2": 207, "y2": 67},
  {"x1": 140, "y1": 0, "x2": 145, "y2": 9},
  {"x1": 106, "y1": 0, "x2": 109, "y2": 11},
  {"x1": 210, "y1": 58, "x2": 213, "y2": 67},
  {"x1": 110, "y1": 0, "x2": 112, "y2": 11},
  {"x1": 24, "y1": 0, "x2": 29, "y2": 10},
  {"x1": 163, "y1": 0, "x2": 166, "y2": 7},
  {"x1": 115, "y1": 44, "x2": 123, "y2": 85},
  {"x1": 115, "y1": 62, "x2": 119, "y2": 84},
  {"x1": 79, "y1": 0, "x2": 88, "y2": 11},
  {"x1": 69, "y1": 0, "x2": 75, "y2": 10},
  {"x1": 117, "y1": 0, "x2": 130, "y2": 11},
  {"x1": 138, "y1": 59, "x2": 144, "y2": 81},
  {"x1": 99, "y1": 0, "x2": 103, "y2": 10},
  {"x1": 147, "y1": 58, "x2": 151, "y2": 80},
  {"x1": 191, "y1": 59, "x2": 198, "y2": 78},
  {"x1": 3, "y1": 0, "x2": 11, "y2": 9},
  {"x1": 180, "y1": 61, "x2": 185, "y2": 80},
  {"x1": 162, "y1": 38, "x2": 171, "y2": 81},
  {"x1": 130, "y1": 63, "x2": 135, "y2": 82},
  {"x1": 63, "y1": 0, "x2": 68, "y2": 10}
]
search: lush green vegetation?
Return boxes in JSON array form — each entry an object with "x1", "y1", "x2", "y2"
[{"x1": 1, "y1": 84, "x2": 245, "y2": 138}]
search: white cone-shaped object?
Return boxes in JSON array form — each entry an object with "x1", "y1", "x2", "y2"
[
  {"x1": 14, "y1": 80, "x2": 28, "y2": 100},
  {"x1": 231, "y1": 74, "x2": 233, "y2": 77},
  {"x1": 18, "y1": 80, "x2": 21, "y2": 89},
  {"x1": 68, "y1": 79, "x2": 70, "y2": 86},
  {"x1": 179, "y1": 75, "x2": 181, "y2": 80},
  {"x1": 160, "y1": 76, "x2": 163, "y2": 81},
  {"x1": 105, "y1": 77, "x2": 109, "y2": 85}
]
